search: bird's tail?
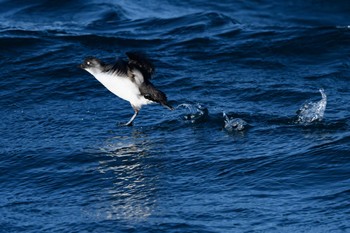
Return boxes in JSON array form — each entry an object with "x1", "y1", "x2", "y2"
[
  {"x1": 140, "y1": 83, "x2": 174, "y2": 111},
  {"x1": 162, "y1": 102, "x2": 174, "y2": 111}
]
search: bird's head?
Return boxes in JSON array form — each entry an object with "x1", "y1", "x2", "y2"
[{"x1": 80, "y1": 57, "x2": 105, "y2": 75}]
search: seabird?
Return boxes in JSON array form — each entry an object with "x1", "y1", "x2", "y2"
[{"x1": 80, "y1": 52, "x2": 173, "y2": 126}]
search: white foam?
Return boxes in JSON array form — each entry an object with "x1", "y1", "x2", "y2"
[
  {"x1": 177, "y1": 103, "x2": 208, "y2": 123},
  {"x1": 223, "y1": 112, "x2": 247, "y2": 131},
  {"x1": 297, "y1": 88, "x2": 327, "y2": 124}
]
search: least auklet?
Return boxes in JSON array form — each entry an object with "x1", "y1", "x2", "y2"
[{"x1": 80, "y1": 52, "x2": 173, "y2": 126}]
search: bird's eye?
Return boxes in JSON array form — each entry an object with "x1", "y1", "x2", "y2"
[{"x1": 87, "y1": 61, "x2": 91, "y2": 66}]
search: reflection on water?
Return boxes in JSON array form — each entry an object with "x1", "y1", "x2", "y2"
[{"x1": 95, "y1": 129, "x2": 159, "y2": 221}]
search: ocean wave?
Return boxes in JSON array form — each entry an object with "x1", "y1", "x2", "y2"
[{"x1": 1, "y1": 1, "x2": 350, "y2": 232}]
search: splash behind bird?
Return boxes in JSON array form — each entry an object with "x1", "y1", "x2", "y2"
[
  {"x1": 80, "y1": 52, "x2": 173, "y2": 126},
  {"x1": 297, "y1": 88, "x2": 327, "y2": 124}
]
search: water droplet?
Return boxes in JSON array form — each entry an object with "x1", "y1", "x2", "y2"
[{"x1": 177, "y1": 103, "x2": 209, "y2": 123}]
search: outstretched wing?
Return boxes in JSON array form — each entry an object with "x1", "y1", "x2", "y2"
[
  {"x1": 106, "y1": 59, "x2": 129, "y2": 76},
  {"x1": 126, "y1": 52, "x2": 155, "y2": 81}
]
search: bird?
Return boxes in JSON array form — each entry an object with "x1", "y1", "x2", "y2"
[{"x1": 80, "y1": 52, "x2": 173, "y2": 126}]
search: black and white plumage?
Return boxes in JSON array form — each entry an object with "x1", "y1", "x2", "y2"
[{"x1": 80, "y1": 52, "x2": 173, "y2": 126}]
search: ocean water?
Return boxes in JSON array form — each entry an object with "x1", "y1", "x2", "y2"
[{"x1": 1, "y1": 0, "x2": 350, "y2": 232}]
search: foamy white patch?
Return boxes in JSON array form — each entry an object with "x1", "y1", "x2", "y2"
[
  {"x1": 223, "y1": 112, "x2": 247, "y2": 131},
  {"x1": 177, "y1": 103, "x2": 208, "y2": 123},
  {"x1": 297, "y1": 88, "x2": 327, "y2": 124}
]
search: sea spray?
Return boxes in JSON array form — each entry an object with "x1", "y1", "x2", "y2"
[
  {"x1": 297, "y1": 88, "x2": 327, "y2": 124},
  {"x1": 177, "y1": 103, "x2": 209, "y2": 124},
  {"x1": 223, "y1": 112, "x2": 247, "y2": 131}
]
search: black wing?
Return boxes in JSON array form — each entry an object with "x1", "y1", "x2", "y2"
[
  {"x1": 105, "y1": 59, "x2": 129, "y2": 76},
  {"x1": 126, "y1": 52, "x2": 155, "y2": 81}
]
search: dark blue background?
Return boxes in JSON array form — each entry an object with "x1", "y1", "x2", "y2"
[{"x1": 1, "y1": 1, "x2": 349, "y2": 232}]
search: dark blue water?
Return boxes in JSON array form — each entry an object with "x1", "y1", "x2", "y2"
[{"x1": 1, "y1": 1, "x2": 350, "y2": 232}]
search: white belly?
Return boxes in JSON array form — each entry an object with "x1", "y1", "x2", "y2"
[{"x1": 93, "y1": 72, "x2": 152, "y2": 108}]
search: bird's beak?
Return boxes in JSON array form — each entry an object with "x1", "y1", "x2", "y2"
[{"x1": 79, "y1": 63, "x2": 87, "y2": 69}]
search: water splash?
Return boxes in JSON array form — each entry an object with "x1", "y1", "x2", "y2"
[
  {"x1": 177, "y1": 103, "x2": 209, "y2": 124},
  {"x1": 297, "y1": 88, "x2": 327, "y2": 124},
  {"x1": 223, "y1": 112, "x2": 247, "y2": 131}
]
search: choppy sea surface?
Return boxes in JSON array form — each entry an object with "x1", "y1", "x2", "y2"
[{"x1": 1, "y1": 1, "x2": 350, "y2": 232}]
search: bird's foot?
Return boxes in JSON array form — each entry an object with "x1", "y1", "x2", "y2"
[
  {"x1": 124, "y1": 122, "x2": 133, "y2": 126},
  {"x1": 117, "y1": 121, "x2": 133, "y2": 127}
]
